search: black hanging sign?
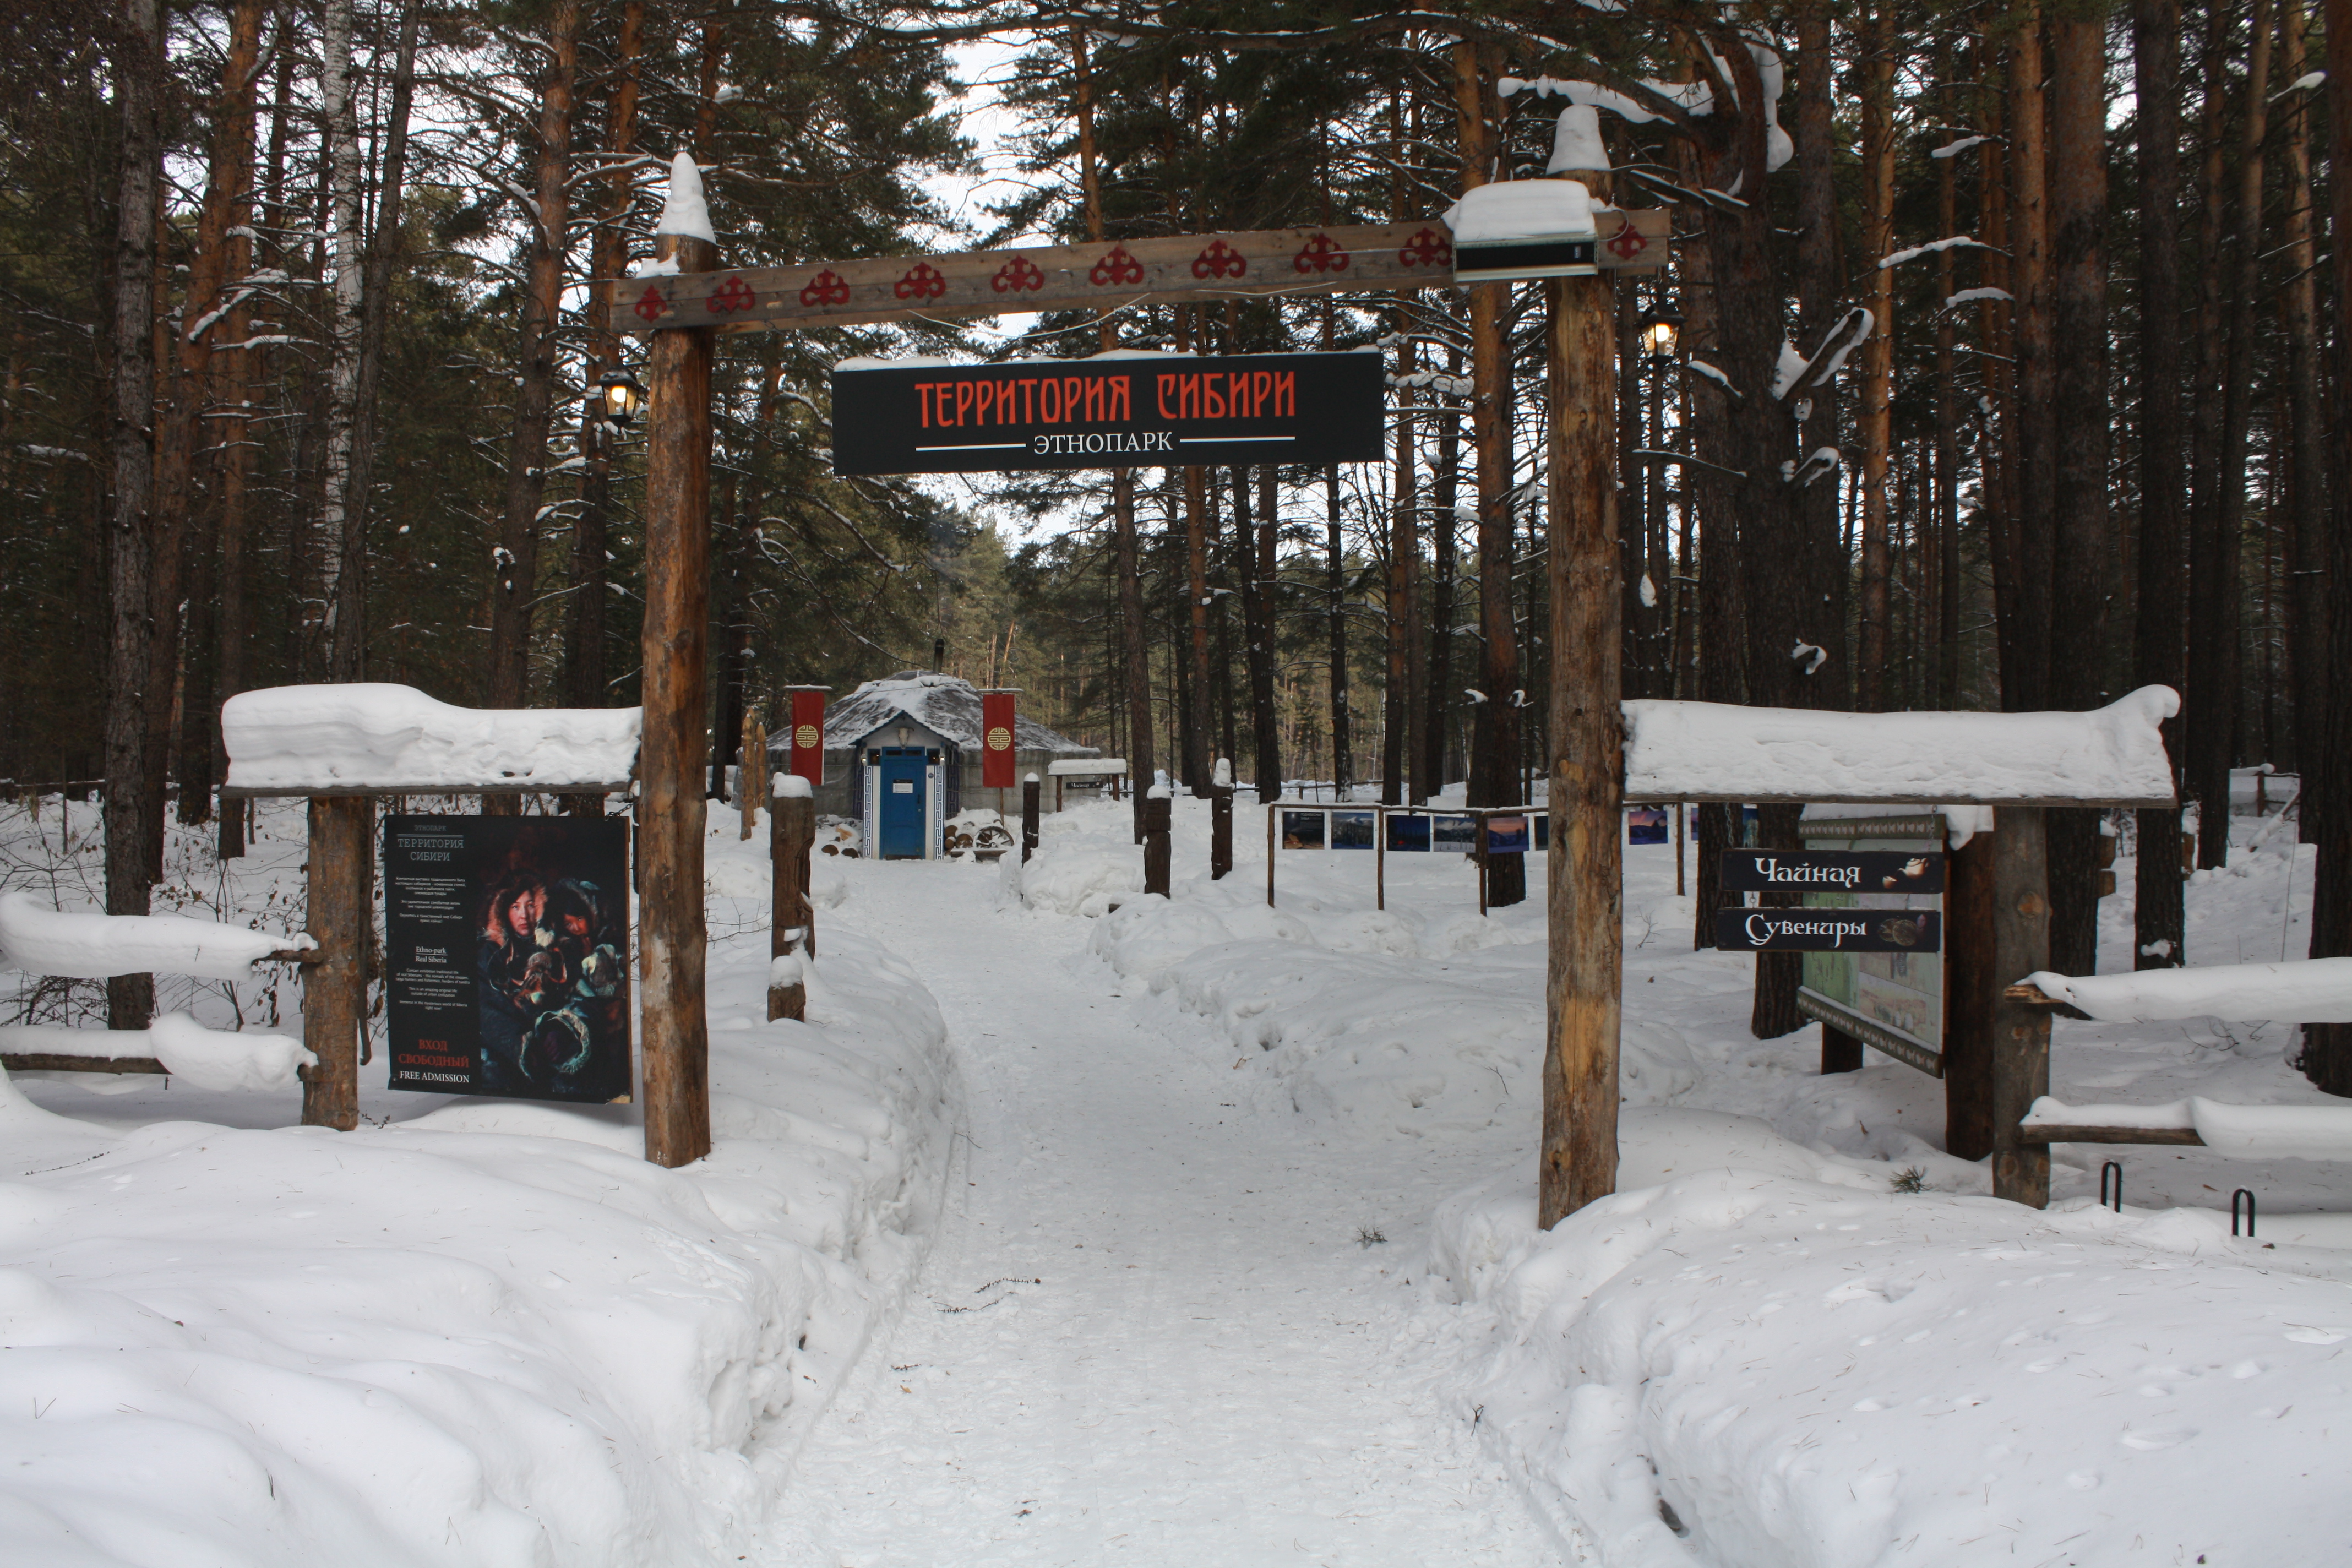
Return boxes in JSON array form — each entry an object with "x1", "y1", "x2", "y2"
[
  {"x1": 384, "y1": 815, "x2": 633, "y2": 1102},
  {"x1": 830, "y1": 351, "x2": 1385, "y2": 475},
  {"x1": 1716, "y1": 908, "x2": 1942, "y2": 953},
  {"x1": 1719, "y1": 849, "x2": 1945, "y2": 896}
]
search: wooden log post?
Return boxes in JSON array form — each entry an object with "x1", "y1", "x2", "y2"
[
  {"x1": 740, "y1": 713, "x2": 766, "y2": 840},
  {"x1": 1821, "y1": 1023, "x2": 1864, "y2": 1074},
  {"x1": 1142, "y1": 786, "x2": 1171, "y2": 896},
  {"x1": 1265, "y1": 800, "x2": 1276, "y2": 907},
  {"x1": 300, "y1": 793, "x2": 371, "y2": 1129},
  {"x1": 639, "y1": 197, "x2": 717, "y2": 1168},
  {"x1": 1022, "y1": 773, "x2": 1040, "y2": 863},
  {"x1": 1991, "y1": 806, "x2": 2053, "y2": 1206},
  {"x1": 1539, "y1": 258, "x2": 1623, "y2": 1229},
  {"x1": 769, "y1": 774, "x2": 813, "y2": 1021},
  {"x1": 1210, "y1": 786, "x2": 1232, "y2": 879},
  {"x1": 1943, "y1": 820, "x2": 1999, "y2": 1159}
]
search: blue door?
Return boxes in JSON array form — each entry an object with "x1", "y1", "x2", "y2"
[{"x1": 877, "y1": 749, "x2": 928, "y2": 858}]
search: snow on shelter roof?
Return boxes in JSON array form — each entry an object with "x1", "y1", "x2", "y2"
[
  {"x1": 221, "y1": 684, "x2": 641, "y2": 794},
  {"x1": 816, "y1": 673, "x2": 1098, "y2": 755},
  {"x1": 1623, "y1": 685, "x2": 2179, "y2": 806}
]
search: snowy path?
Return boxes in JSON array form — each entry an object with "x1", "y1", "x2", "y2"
[{"x1": 761, "y1": 863, "x2": 1555, "y2": 1566}]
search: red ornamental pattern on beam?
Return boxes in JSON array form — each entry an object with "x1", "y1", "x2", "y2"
[{"x1": 614, "y1": 215, "x2": 1668, "y2": 334}]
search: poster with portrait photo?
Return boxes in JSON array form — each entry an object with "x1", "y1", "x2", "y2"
[{"x1": 384, "y1": 814, "x2": 632, "y2": 1103}]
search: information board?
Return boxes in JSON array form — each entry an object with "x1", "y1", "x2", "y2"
[
  {"x1": 1789, "y1": 818, "x2": 1947, "y2": 1066},
  {"x1": 384, "y1": 815, "x2": 633, "y2": 1103},
  {"x1": 831, "y1": 351, "x2": 1384, "y2": 474},
  {"x1": 1721, "y1": 849, "x2": 1945, "y2": 895},
  {"x1": 1715, "y1": 907, "x2": 1942, "y2": 952}
]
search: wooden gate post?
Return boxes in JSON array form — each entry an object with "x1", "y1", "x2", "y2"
[
  {"x1": 639, "y1": 207, "x2": 717, "y2": 1167},
  {"x1": 769, "y1": 774, "x2": 814, "y2": 1021},
  {"x1": 1990, "y1": 806, "x2": 2052, "y2": 1205},
  {"x1": 1539, "y1": 255, "x2": 1623, "y2": 1229},
  {"x1": 300, "y1": 793, "x2": 371, "y2": 1129},
  {"x1": 1210, "y1": 786, "x2": 1232, "y2": 879},
  {"x1": 1021, "y1": 773, "x2": 1040, "y2": 862},
  {"x1": 1943, "y1": 821, "x2": 1999, "y2": 1159},
  {"x1": 1265, "y1": 803, "x2": 1276, "y2": 907},
  {"x1": 1142, "y1": 786, "x2": 1171, "y2": 895}
]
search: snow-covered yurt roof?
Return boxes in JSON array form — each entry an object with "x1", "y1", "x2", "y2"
[{"x1": 816, "y1": 673, "x2": 1098, "y2": 755}]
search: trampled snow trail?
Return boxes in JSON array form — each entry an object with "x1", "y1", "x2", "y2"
[{"x1": 760, "y1": 862, "x2": 1556, "y2": 1566}]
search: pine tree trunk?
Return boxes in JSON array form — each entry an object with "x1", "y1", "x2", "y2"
[
  {"x1": 1856, "y1": 2, "x2": 1898, "y2": 710},
  {"x1": 1188, "y1": 455, "x2": 1217, "y2": 787},
  {"x1": 1255, "y1": 465, "x2": 1283, "y2": 800},
  {"x1": 1978, "y1": 68, "x2": 2018, "y2": 700},
  {"x1": 1934, "y1": 40, "x2": 1962, "y2": 707},
  {"x1": 313, "y1": 0, "x2": 365, "y2": 677},
  {"x1": 2279, "y1": 0, "x2": 2327, "y2": 802},
  {"x1": 1324, "y1": 461, "x2": 1349, "y2": 796},
  {"x1": 2302, "y1": 0, "x2": 2352, "y2": 1091},
  {"x1": 1070, "y1": 26, "x2": 1156, "y2": 826},
  {"x1": 2005, "y1": 9, "x2": 2055, "y2": 713},
  {"x1": 2046, "y1": 3, "x2": 2115, "y2": 976},
  {"x1": 570, "y1": 0, "x2": 646, "y2": 714},
  {"x1": 2196, "y1": 0, "x2": 2272, "y2": 870},
  {"x1": 1678, "y1": 151, "x2": 1739, "y2": 948},
  {"x1": 708, "y1": 471, "x2": 744, "y2": 801},
  {"x1": 1454, "y1": 42, "x2": 1523, "y2": 899},
  {"x1": 161, "y1": 0, "x2": 265, "y2": 829},
  {"x1": 1391, "y1": 339, "x2": 1424, "y2": 804},
  {"x1": 1232, "y1": 467, "x2": 1276, "y2": 803},
  {"x1": 2183, "y1": 2, "x2": 2236, "y2": 870},
  {"x1": 1795, "y1": 1, "x2": 1849, "y2": 710},
  {"x1": 1426, "y1": 368, "x2": 1459, "y2": 790},
  {"x1": 487, "y1": 0, "x2": 584, "y2": 719},
  {"x1": 333, "y1": 0, "x2": 420, "y2": 682},
  {"x1": 103, "y1": 0, "x2": 166, "y2": 1029},
  {"x1": 1614, "y1": 282, "x2": 1651, "y2": 701}
]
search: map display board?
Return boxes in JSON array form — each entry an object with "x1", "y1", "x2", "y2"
[{"x1": 1789, "y1": 818, "x2": 1947, "y2": 1066}]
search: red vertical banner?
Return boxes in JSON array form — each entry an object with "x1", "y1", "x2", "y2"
[
  {"x1": 981, "y1": 693, "x2": 1017, "y2": 788},
  {"x1": 788, "y1": 690, "x2": 826, "y2": 785}
]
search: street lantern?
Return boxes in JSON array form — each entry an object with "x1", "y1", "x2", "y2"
[
  {"x1": 597, "y1": 368, "x2": 648, "y2": 427},
  {"x1": 1639, "y1": 306, "x2": 1683, "y2": 358}
]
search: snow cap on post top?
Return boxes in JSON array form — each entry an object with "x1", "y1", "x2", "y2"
[
  {"x1": 657, "y1": 151, "x2": 714, "y2": 242},
  {"x1": 772, "y1": 772, "x2": 812, "y2": 799},
  {"x1": 1547, "y1": 104, "x2": 1611, "y2": 176}
]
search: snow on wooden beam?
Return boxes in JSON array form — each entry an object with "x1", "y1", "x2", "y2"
[
  {"x1": 2022, "y1": 1095, "x2": 2352, "y2": 1159},
  {"x1": 220, "y1": 684, "x2": 640, "y2": 796},
  {"x1": 2019, "y1": 957, "x2": 2352, "y2": 1025},
  {"x1": 0, "y1": 892, "x2": 308, "y2": 980},
  {"x1": 0, "y1": 1017, "x2": 313, "y2": 1090},
  {"x1": 1621, "y1": 686, "x2": 2178, "y2": 807}
]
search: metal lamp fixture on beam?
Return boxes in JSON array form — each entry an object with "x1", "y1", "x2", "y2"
[
  {"x1": 597, "y1": 368, "x2": 649, "y2": 427},
  {"x1": 1638, "y1": 306, "x2": 1682, "y2": 359}
]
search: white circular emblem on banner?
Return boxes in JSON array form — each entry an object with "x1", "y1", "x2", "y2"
[
  {"x1": 987, "y1": 726, "x2": 1012, "y2": 752},
  {"x1": 794, "y1": 723, "x2": 820, "y2": 749}
]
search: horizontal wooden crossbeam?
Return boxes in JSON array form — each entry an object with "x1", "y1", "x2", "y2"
[
  {"x1": 220, "y1": 782, "x2": 632, "y2": 799},
  {"x1": 616, "y1": 214, "x2": 1672, "y2": 336},
  {"x1": 2015, "y1": 1123, "x2": 2206, "y2": 1146},
  {"x1": 2, "y1": 1053, "x2": 167, "y2": 1075}
]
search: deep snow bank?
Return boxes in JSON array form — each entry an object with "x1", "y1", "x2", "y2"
[
  {"x1": 0, "y1": 914, "x2": 955, "y2": 1567},
  {"x1": 1431, "y1": 1109, "x2": 2352, "y2": 1566}
]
